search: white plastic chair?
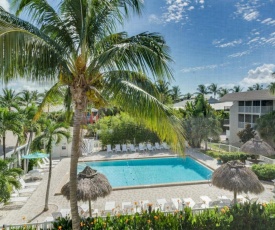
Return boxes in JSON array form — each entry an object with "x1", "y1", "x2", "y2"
[
  {"x1": 162, "y1": 142, "x2": 170, "y2": 150},
  {"x1": 171, "y1": 198, "x2": 182, "y2": 210},
  {"x1": 106, "y1": 144, "x2": 113, "y2": 153},
  {"x1": 129, "y1": 144, "x2": 137, "y2": 152},
  {"x1": 183, "y1": 198, "x2": 196, "y2": 208},
  {"x1": 122, "y1": 144, "x2": 128, "y2": 152},
  {"x1": 138, "y1": 143, "x2": 146, "y2": 152},
  {"x1": 155, "y1": 142, "x2": 163, "y2": 150},
  {"x1": 115, "y1": 144, "x2": 122, "y2": 152},
  {"x1": 157, "y1": 198, "x2": 167, "y2": 211},
  {"x1": 147, "y1": 143, "x2": 155, "y2": 151},
  {"x1": 19, "y1": 178, "x2": 40, "y2": 188}
]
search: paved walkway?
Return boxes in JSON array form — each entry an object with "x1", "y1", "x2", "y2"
[{"x1": 1, "y1": 149, "x2": 275, "y2": 226}]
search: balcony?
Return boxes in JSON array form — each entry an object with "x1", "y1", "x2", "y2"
[
  {"x1": 238, "y1": 122, "x2": 256, "y2": 129},
  {"x1": 238, "y1": 106, "x2": 274, "y2": 114}
]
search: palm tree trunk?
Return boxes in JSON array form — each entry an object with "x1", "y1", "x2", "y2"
[
  {"x1": 26, "y1": 131, "x2": 34, "y2": 155},
  {"x1": 70, "y1": 108, "x2": 82, "y2": 230},
  {"x1": 3, "y1": 135, "x2": 6, "y2": 159},
  {"x1": 233, "y1": 190, "x2": 237, "y2": 204},
  {"x1": 44, "y1": 141, "x2": 52, "y2": 211}
]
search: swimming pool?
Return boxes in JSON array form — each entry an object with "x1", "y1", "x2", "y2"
[{"x1": 78, "y1": 157, "x2": 212, "y2": 188}]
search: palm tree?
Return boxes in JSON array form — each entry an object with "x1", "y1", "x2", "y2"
[
  {"x1": 171, "y1": 86, "x2": 183, "y2": 103},
  {"x1": 0, "y1": 108, "x2": 23, "y2": 159},
  {"x1": 18, "y1": 90, "x2": 42, "y2": 107},
  {"x1": 31, "y1": 120, "x2": 70, "y2": 211},
  {"x1": 0, "y1": 88, "x2": 20, "y2": 111},
  {"x1": 196, "y1": 84, "x2": 210, "y2": 96},
  {"x1": 268, "y1": 82, "x2": 275, "y2": 95},
  {"x1": 155, "y1": 80, "x2": 172, "y2": 104},
  {"x1": 230, "y1": 85, "x2": 243, "y2": 93},
  {"x1": 184, "y1": 92, "x2": 193, "y2": 100},
  {"x1": 207, "y1": 83, "x2": 218, "y2": 98},
  {"x1": 217, "y1": 87, "x2": 230, "y2": 98},
  {"x1": 0, "y1": 1, "x2": 185, "y2": 228},
  {"x1": 0, "y1": 158, "x2": 23, "y2": 204},
  {"x1": 247, "y1": 83, "x2": 263, "y2": 91}
]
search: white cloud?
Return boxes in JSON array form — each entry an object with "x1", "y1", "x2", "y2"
[
  {"x1": 0, "y1": 0, "x2": 10, "y2": 12},
  {"x1": 228, "y1": 50, "x2": 250, "y2": 58},
  {"x1": 215, "y1": 39, "x2": 242, "y2": 48},
  {"x1": 162, "y1": 0, "x2": 205, "y2": 23},
  {"x1": 148, "y1": 14, "x2": 162, "y2": 24},
  {"x1": 0, "y1": 79, "x2": 52, "y2": 93},
  {"x1": 240, "y1": 64, "x2": 275, "y2": 87},
  {"x1": 234, "y1": 0, "x2": 261, "y2": 21},
  {"x1": 181, "y1": 64, "x2": 218, "y2": 73}
]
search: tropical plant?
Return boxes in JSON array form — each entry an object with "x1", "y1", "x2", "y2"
[
  {"x1": 0, "y1": 158, "x2": 23, "y2": 204},
  {"x1": 268, "y1": 82, "x2": 275, "y2": 95},
  {"x1": 237, "y1": 124, "x2": 256, "y2": 143},
  {"x1": 230, "y1": 85, "x2": 243, "y2": 93},
  {"x1": 18, "y1": 90, "x2": 42, "y2": 107},
  {"x1": 207, "y1": 83, "x2": 218, "y2": 98},
  {"x1": 0, "y1": 108, "x2": 23, "y2": 159},
  {"x1": 247, "y1": 83, "x2": 264, "y2": 91},
  {"x1": 0, "y1": 88, "x2": 20, "y2": 111},
  {"x1": 184, "y1": 92, "x2": 193, "y2": 100},
  {"x1": 252, "y1": 164, "x2": 275, "y2": 181},
  {"x1": 31, "y1": 119, "x2": 70, "y2": 211},
  {"x1": 0, "y1": 1, "x2": 184, "y2": 228},
  {"x1": 217, "y1": 87, "x2": 230, "y2": 98},
  {"x1": 196, "y1": 84, "x2": 209, "y2": 95},
  {"x1": 171, "y1": 86, "x2": 183, "y2": 103},
  {"x1": 155, "y1": 80, "x2": 172, "y2": 104},
  {"x1": 256, "y1": 111, "x2": 275, "y2": 148}
]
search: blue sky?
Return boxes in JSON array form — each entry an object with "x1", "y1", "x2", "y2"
[{"x1": 1, "y1": 0, "x2": 275, "y2": 96}]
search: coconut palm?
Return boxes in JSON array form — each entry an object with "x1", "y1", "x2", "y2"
[
  {"x1": 18, "y1": 90, "x2": 42, "y2": 107},
  {"x1": 230, "y1": 85, "x2": 243, "y2": 93},
  {"x1": 184, "y1": 92, "x2": 193, "y2": 100},
  {"x1": 31, "y1": 120, "x2": 70, "y2": 212},
  {"x1": 0, "y1": 88, "x2": 20, "y2": 111},
  {"x1": 247, "y1": 83, "x2": 263, "y2": 91},
  {"x1": 217, "y1": 87, "x2": 230, "y2": 98},
  {"x1": 155, "y1": 80, "x2": 172, "y2": 104},
  {"x1": 171, "y1": 86, "x2": 183, "y2": 103},
  {"x1": 268, "y1": 82, "x2": 275, "y2": 95},
  {"x1": 0, "y1": 1, "x2": 185, "y2": 228},
  {"x1": 207, "y1": 83, "x2": 218, "y2": 98},
  {"x1": 196, "y1": 84, "x2": 210, "y2": 96},
  {"x1": 0, "y1": 108, "x2": 23, "y2": 159},
  {"x1": 0, "y1": 158, "x2": 23, "y2": 204}
]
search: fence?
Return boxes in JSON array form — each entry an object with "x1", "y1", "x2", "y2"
[
  {"x1": 207, "y1": 142, "x2": 240, "y2": 153},
  {"x1": 3, "y1": 221, "x2": 54, "y2": 230}
]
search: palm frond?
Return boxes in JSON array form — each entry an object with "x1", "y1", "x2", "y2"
[{"x1": 107, "y1": 79, "x2": 185, "y2": 153}]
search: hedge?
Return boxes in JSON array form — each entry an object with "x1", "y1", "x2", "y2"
[{"x1": 252, "y1": 164, "x2": 275, "y2": 181}]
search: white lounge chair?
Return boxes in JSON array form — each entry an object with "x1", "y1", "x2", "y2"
[
  {"x1": 162, "y1": 142, "x2": 170, "y2": 150},
  {"x1": 200, "y1": 195, "x2": 212, "y2": 207},
  {"x1": 42, "y1": 158, "x2": 58, "y2": 166},
  {"x1": 147, "y1": 143, "x2": 155, "y2": 151},
  {"x1": 16, "y1": 187, "x2": 36, "y2": 194},
  {"x1": 171, "y1": 198, "x2": 182, "y2": 210},
  {"x1": 183, "y1": 198, "x2": 196, "y2": 208},
  {"x1": 122, "y1": 202, "x2": 133, "y2": 213},
  {"x1": 9, "y1": 196, "x2": 29, "y2": 203},
  {"x1": 105, "y1": 201, "x2": 115, "y2": 214},
  {"x1": 129, "y1": 144, "x2": 138, "y2": 152},
  {"x1": 138, "y1": 143, "x2": 146, "y2": 152},
  {"x1": 115, "y1": 144, "x2": 122, "y2": 153},
  {"x1": 19, "y1": 178, "x2": 40, "y2": 188},
  {"x1": 60, "y1": 208, "x2": 71, "y2": 217},
  {"x1": 157, "y1": 198, "x2": 167, "y2": 211},
  {"x1": 122, "y1": 144, "x2": 128, "y2": 152},
  {"x1": 52, "y1": 212, "x2": 63, "y2": 220},
  {"x1": 106, "y1": 144, "x2": 113, "y2": 153},
  {"x1": 140, "y1": 200, "x2": 149, "y2": 211},
  {"x1": 37, "y1": 162, "x2": 49, "y2": 170},
  {"x1": 155, "y1": 142, "x2": 163, "y2": 150}
]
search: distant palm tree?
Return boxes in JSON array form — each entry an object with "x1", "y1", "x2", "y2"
[
  {"x1": 0, "y1": 89, "x2": 20, "y2": 111},
  {"x1": 18, "y1": 90, "x2": 42, "y2": 107},
  {"x1": 196, "y1": 84, "x2": 210, "y2": 95},
  {"x1": 0, "y1": 158, "x2": 23, "y2": 203},
  {"x1": 247, "y1": 83, "x2": 263, "y2": 91},
  {"x1": 230, "y1": 85, "x2": 243, "y2": 93},
  {"x1": 268, "y1": 82, "x2": 275, "y2": 95},
  {"x1": 207, "y1": 83, "x2": 218, "y2": 98},
  {"x1": 31, "y1": 120, "x2": 70, "y2": 211},
  {"x1": 171, "y1": 86, "x2": 183, "y2": 102},
  {"x1": 217, "y1": 87, "x2": 230, "y2": 98},
  {"x1": 0, "y1": 109, "x2": 23, "y2": 159},
  {"x1": 155, "y1": 80, "x2": 172, "y2": 104},
  {"x1": 184, "y1": 93, "x2": 193, "y2": 100}
]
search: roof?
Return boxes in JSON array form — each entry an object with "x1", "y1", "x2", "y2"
[{"x1": 220, "y1": 90, "x2": 275, "y2": 102}]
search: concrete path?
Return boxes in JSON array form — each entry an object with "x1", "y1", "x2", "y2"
[{"x1": 1, "y1": 149, "x2": 274, "y2": 226}]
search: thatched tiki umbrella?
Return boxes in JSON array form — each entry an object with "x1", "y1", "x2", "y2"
[
  {"x1": 240, "y1": 137, "x2": 275, "y2": 156},
  {"x1": 61, "y1": 166, "x2": 112, "y2": 216},
  {"x1": 212, "y1": 160, "x2": 264, "y2": 204}
]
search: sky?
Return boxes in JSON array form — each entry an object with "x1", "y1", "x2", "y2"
[{"x1": 1, "y1": 0, "x2": 275, "y2": 96}]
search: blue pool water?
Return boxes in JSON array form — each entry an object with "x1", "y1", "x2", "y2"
[{"x1": 78, "y1": 157, "x2": 212, "y2": 188}]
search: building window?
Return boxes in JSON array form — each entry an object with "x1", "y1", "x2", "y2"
[
  {"x1": 262, "y1": 100, "x2": 273, "y2": 106},
  {"x1": 238, "y1": 114, "x2": 244, "y2": 128},
  {"x1": 239, "y1": 101, "x2": 244, "y2": 106},
  {"x1": 253, "y1": 101, "x2": 260, "y2": 106}
]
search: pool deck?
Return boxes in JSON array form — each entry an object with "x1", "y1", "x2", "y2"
[{"x1": 1, "y1": 148, "x2": 275, "y2": 226}]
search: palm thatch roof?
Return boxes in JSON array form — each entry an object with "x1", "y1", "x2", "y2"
[
  {"x1": 61, "y1": 166, "x2": 112, "y2": 216},
  {"x1": 212, "y1": 160, "x2": 264, "y2": 203},
  {"x1": 61, "y1": 166, "x2": 112, "y2": 201},
  {"x1": 240, "y1": 137, "x2": 275, "y2": 156}
]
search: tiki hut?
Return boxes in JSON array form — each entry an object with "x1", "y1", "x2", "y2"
[
  {"x1": 212, "y1": 160, "x2": 264, "y2": 204},
  {"x1": 61, "y1": 166, "x2": 112, "y2": 216},
  {"x1": 240, "y1": 137, "x2": 275, "y2": 156}
]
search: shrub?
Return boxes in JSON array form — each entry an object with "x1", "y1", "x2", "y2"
[
  {"x1": 204, "y1": 150, "x2": 248, "y2": 163},
  {"x1": 252, "y1": 164, "x2": 275, "y2": 181}
]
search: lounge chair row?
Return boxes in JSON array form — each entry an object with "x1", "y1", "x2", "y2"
[{"x1": 107, "y1": 142, "x2": 170, "y2": 153}]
